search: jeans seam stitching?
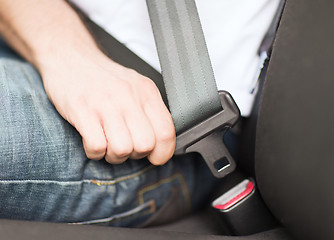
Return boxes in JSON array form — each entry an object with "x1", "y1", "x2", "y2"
[
  {"x1": 70, "y1": 199, "x2": 156, "y2": 225},
  {"x1": 0, "y1": 165, "x2": 155, "y2": 185}
]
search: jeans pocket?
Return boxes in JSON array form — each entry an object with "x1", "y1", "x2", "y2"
[
  {"x1": 71, "y1": 172, "x2": 192, "y2": 227},
  {"x1": 137, "y1": 172, "x2": 192, "y2": 227}
]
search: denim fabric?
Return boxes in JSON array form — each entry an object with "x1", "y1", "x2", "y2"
[{"x1": 0, "y1": 39, "x2": 235, "y2": 227}]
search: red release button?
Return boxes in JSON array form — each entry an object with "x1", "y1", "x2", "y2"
[{"x1": 213, "y1": 179, "x2": 254, "y2": 210}]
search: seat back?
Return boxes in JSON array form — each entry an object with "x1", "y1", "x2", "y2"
[{"x1": 256, "y1": 0, "x2": 334, "y2": 239}]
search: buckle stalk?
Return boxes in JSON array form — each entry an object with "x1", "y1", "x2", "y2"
[{"x1": 175, "y1": 91, "x2": 240, "y2": 178}]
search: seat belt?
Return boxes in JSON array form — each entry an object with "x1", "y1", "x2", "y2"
[
  {"x1": 146, "y1": 0, "x2": 240, "y2": 178},
  {"x1": 74, "y1": 0, "x2": 239, "y2": 178}
]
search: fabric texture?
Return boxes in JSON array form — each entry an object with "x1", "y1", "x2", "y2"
[
  {"x1": 146, "y1": 0, "x2": 222, "y2": 133},
  {"x1": 0, "y1": 39, "x2": 231, "y2": 227},
  {"x1": 69, "y1": 0, "x2": 281, "y2": 117}
]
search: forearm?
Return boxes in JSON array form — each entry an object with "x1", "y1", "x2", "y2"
[{"x1": 0, "y1": 0, "x2": 105, "y2": 71}]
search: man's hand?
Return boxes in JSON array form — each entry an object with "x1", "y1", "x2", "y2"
[
  {"x1": 42, "y1": 53, "x2": 175, "y2": 165},
  {"x1": 0, "y1": 0, "x2": 176, "y2": 165}
]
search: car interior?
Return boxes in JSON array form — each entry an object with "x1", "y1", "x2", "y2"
[{"x1": 1, "y1": 0, "x2": 333, "y2": 239}]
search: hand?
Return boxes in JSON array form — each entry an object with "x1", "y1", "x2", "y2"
[{"x1": 40, "y1": 51, "x2": 176, "y2": 165}]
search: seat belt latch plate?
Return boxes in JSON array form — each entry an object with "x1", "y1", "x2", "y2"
[{"x1": 175, "y1": 91, "x2": 240, "y2": 178}]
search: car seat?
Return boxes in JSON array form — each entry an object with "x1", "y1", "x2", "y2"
[{"x1": 1, "y1": 0, "x2": 332, "y2": 239}]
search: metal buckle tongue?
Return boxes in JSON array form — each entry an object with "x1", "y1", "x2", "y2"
[{"x1": 174, "y1": 91, "x2": 240, "y2": 178}]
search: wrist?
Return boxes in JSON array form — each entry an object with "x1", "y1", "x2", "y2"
[{"x1": 36, "y1": 42, "x2": 114, "y2": 77}]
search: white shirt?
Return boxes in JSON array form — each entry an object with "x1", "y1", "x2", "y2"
[{"x1": 70, "y1": 0, "x2": 280, "y2": 116}]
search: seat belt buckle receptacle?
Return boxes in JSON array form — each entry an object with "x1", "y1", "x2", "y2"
[
  {"x1": 211, "y1": 178, "x2": 278, "y2": 235},
  {"x1": 174, "y1": 91, "x2": 240, "y2": 178}
]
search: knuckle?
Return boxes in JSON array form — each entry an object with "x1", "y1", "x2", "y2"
[
  {"x1": 112, "y1": 145, "x2": 133, "y2": 158},
  {"x1": 157, "y1": 128, "x2": 175, "y2": 144},
  {"x1": 134, "y1": 141, "x2": 155, "y2": 154},
  {"x1": 87, "y1": 141, "x2": 107, "y2": 154},
  {"x1": 84, "y1": 140, "x2": 107, "y2": 159},
  {"x1": 105, "y1": 155, "x2": 127, "y2": 165}
]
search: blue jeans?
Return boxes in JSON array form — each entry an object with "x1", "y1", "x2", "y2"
[{"x1": 0, "y1": 39, "x2": 236, "y2": 227}]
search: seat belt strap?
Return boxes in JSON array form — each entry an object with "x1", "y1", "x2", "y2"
[
  {"x1": 145, "y1": 0, "x2": 222, "y2": 134},
  {"x1": 146, "y1": 0, "x2": 240, "y2": 178},
  {"x1": 76, "y1": 1, "x2": 240, "y2": 178}
]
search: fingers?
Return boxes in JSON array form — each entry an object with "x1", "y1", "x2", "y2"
[
  {"x1": 66, "y1": 72, "x2": 175, "y2": 165},
  {"x1": 100, "y1": 92, "x2": 175, "y2": 165},
  {"x1": 102, "y1": 113, "x2": 133, "y2": 164},
  {"x1": 123, "y1": 102, "x2": 156, "y2": 160},
  {"x1": 43, "y1": 55, "x2": 175, "y2": 165},
  {"x1": 70, "y1": 108, "x2": 107, "y2": 160},
  {"x1": 143, "y1": 97, "x2": 176, "y2": 165},
  {"x1": 100, "y1": 78, "x2": 175, "y2": 165},
  {"x1": 101, "y1": 98, "x2": 156, "y2": 163}
]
